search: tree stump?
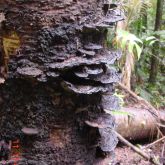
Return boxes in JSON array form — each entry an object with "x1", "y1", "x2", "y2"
[{"x1": 0, "y1": 0, "x2": 123, "y2": 164}]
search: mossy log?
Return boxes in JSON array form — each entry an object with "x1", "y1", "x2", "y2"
[{"x1": 0, "y1": 0, "x2": 123, "y2": 164}]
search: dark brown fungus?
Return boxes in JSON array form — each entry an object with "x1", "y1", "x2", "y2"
[
  {"x1": 85, "y1": 114, "x2": 115, "y2": 129},
  {"x1": 78, "y1": 49, "x2": 96, "y2": 57},
  {"x1": 93, "y1": 67, "x2": 121, "y2": 84},
  {"x1": 17, "y1": 67, "x2": 43, "y2": 78},
  {"x1": 84, "y1": 43, "x2": 103, "y2": 51},
  {"x1": 84, "y1": 66, "x2": 104, "y2": 75},
  {"x1": 74, "y1": 71, "x2": 89, "y2": 78},
  {"x1": 85, "y1": 114, "x2": 118, "y2": 152},
  {"x1": 48, "y1": 50, "x2": 122, "y2": 70},
  {"x1": 61, "y1": 81, "x2": 107, "y2": 94},
  {"x1": 46, "y1": 71, "x2": 60, "y2": 78}
]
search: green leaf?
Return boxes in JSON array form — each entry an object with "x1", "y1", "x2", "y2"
[
  {"x1": 128, "y1": 42, "x2": 134, "y2": 53},
  {"x1": 154, "y1": 30, "x2": 165, "y2": 36},
  {"x1": 149, "y1": 40, "x2": 157, "y2": 46},
  {"x1": 133, "y1": 37, "x2": 143, "y2": 44},
  {"x1": 113, "y1": 92, "x2": 125, "y2": 107},
  {"x1": 121, "y1": 37, "x2": 128, "y2": 50},
  {"x1": 115, "y1": 29, "x2": 143, "y2": 59},
  {"x1": 145, "y1": 36, "x2": 157, "y2": 41},
  {"x1": 135, "y1": 43, "x2": 142, "y2": 60},
  {"x1": 110, "y1": 110, "x2": 131, "y2": 116}
]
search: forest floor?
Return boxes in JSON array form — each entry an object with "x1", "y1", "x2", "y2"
[{"x1": 115, "y1": 142, "x2": 164, "y2": 165}]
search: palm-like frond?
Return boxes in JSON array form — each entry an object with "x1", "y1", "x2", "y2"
[{"x1": 120, "y1": 0, "x2": 151, "y2": 29}]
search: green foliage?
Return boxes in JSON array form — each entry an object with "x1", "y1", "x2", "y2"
[
  {"x1": 105, "y1": 91, "x2": 132, "y2": 116},
  {"x1": 115, "y1": 29, "x2": 143, "y2": 60},
  {"x1": 118, "y1": 0, "x2": 165, "y2": 108},
  {"x1": 136, "y1": 29, "x2": 165, "y2": 108},
  {"x1": 111, "y1": 110, "x2": 131, "y2": 116},
  {"x1": 144, "y1": 36, "x2": 159, "y2": 46},
  {"x1": 106, "y1": 28, "x2": 116, "y2": 48},
  {"x1": 121, "y1": 0, "x2": 151, "y2": 29},
  {"x1": 114, "y1": 91, "x2": 125, "y2": 107},
  {"x1": 109, "y1": 0, "x2": 165, "y2": 108},
  {"x1": 136, "y1": 81, "x2": 165, "y2": 108}
]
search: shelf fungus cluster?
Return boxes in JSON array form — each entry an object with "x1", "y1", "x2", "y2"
[{"x1": 0, "y1": 0, "x2": 123, "y2": 164}]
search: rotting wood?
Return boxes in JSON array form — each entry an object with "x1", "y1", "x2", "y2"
[{"x1": 0, "y1": 0, "x2": 123, "y2": 164}]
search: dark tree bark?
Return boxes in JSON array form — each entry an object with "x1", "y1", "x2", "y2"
[
  {"x1": 149, "y1": 0, "x2": 164, "y2": 84},
  {"x1": 0, "y1": 1, "x2": 123, "y2": 164}
]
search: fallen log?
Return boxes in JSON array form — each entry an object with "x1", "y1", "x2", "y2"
[{"x1": 114, "y1": 107, "x2": 165, "y2": 140}]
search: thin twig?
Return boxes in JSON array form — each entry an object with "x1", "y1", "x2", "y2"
[
  {"x1": 157, "y1": 127, "x2": 164, "y2": 138},
  {"x1": 143, "y1": 136, "x2": 165, "y2": 149},
  {"x1": 115, "y1": 131, "x2": 160, "y2": 165},
  {"x1": 161, "y1": 142, "x2": 165, "y2": 158}
]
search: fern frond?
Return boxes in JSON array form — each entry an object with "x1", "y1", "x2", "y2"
[{"x1": 121, "y1": 0, "x2": 151, "y2": 28}]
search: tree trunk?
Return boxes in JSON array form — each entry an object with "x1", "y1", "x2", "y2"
[
  {"x1": 0, "y1": 1, "x2": 123, "y2": 164},
  {"x1": 149, "y1": 0, "x2": 164, "y2": 84}
]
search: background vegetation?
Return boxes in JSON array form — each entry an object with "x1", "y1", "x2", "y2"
[{"x1": 112, "y1": 0, "x2": 165, "y2": 108}]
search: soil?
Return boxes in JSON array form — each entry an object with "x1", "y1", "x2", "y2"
[{"x1": 115, "y1": 141, "x2": 164, "y2": 165}]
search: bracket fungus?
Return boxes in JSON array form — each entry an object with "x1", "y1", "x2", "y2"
[
  {"x1": 0, "y1": 0, "x2": 123, "y2": 164},
  {"x1": 85, "y1": 114, "x2": 118, "y2": 152},
  {"x1": 21, "y1": 127, "x2": 39, "y2": 136}
]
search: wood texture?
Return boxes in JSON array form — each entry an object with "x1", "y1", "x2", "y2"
[{"x1": 0, "y1": 1, "x2": 123, "y2": 164}]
